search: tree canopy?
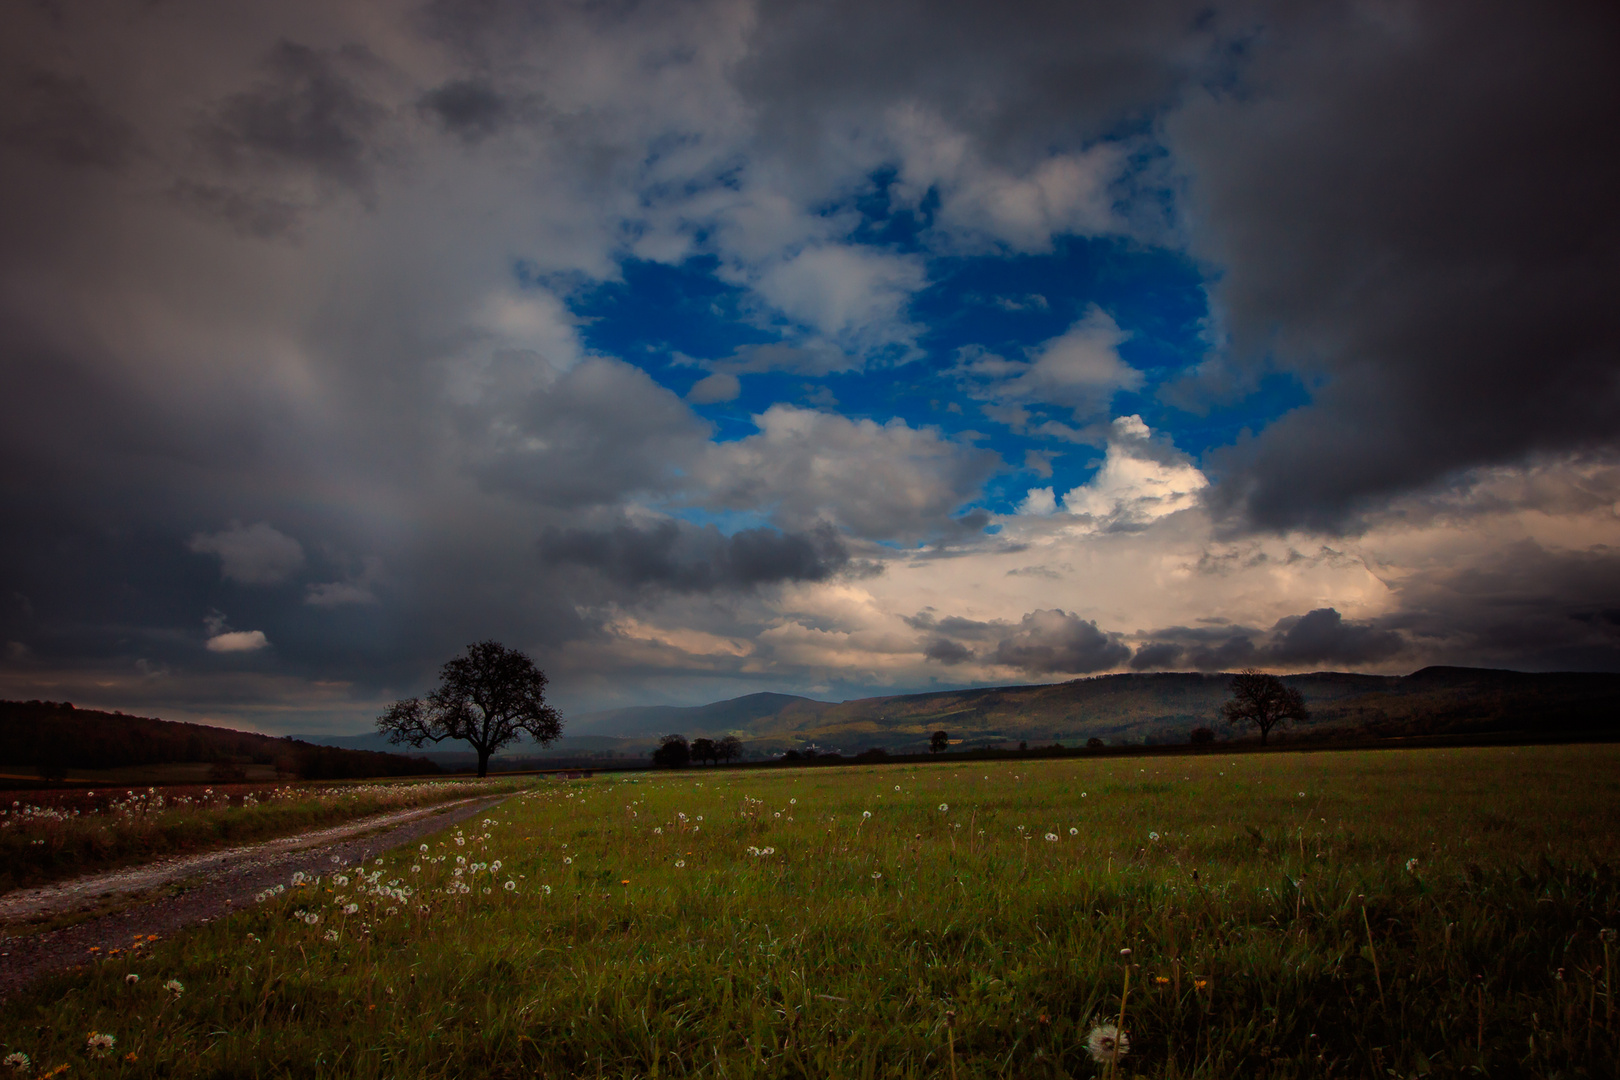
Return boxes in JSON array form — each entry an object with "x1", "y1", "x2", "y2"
[
  {"x1": 1220, "y1": 669, "x2": 1309, "y2": 746},
  {"x1": 652, "y1": 734, "x2": 690, "y2": 768},
  {"x1": 929, "y1": 730, "x2": 949, "y2": 753},
  {"x1": 376, "y1": 640, "x2": 563, "y2": 777}
]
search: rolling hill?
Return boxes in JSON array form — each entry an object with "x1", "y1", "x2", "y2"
[
  {"x1": 1, "y1": 700, "x2": 442, "y2": 781},
  {"x1": 563, "y1": 667, "x2": 1620, "y2": 754}
]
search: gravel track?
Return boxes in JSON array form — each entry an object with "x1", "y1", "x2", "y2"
[{"x1": 0, "y1": 792, "x2": 514, "y2": 1000}]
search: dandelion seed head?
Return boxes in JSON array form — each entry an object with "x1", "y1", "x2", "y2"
[
  {"x1": 939, "y1": 804, "x2": 949, "y2": 812},
  {"x1": 1085, "y1": 1024, "x2": 1128, "y2": 1064}
]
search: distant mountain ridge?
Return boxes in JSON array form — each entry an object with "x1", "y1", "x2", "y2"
[
  {"x1": 566, "y1": 692, "x2": 827, "y2": 737},
  {"x1": 559, "y1": 666, "x2": 1620, "y2": 752}
]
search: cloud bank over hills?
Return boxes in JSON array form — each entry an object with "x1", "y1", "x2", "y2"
[{"x1": 1, "y1": 0, "x2": 1616, "y2": 732}]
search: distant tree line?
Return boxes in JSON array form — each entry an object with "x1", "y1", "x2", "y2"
[
  {"x1": 651, "y1": 734, "x2": 743, "y2": 768},
  {"x1": 1, "y1": 700, "x2": 439, "y2": 781}
]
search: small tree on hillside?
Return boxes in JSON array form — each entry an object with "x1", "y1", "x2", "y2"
[
  {"x1": 930, "y1": 730, "x2": 949, "y2": 754},
  {"x1": 377, "y1": 640, "x2": 562, "y2": 778},
  {"x1": 1221, "y1": 669, "x2": 1309, "y2": 746}
]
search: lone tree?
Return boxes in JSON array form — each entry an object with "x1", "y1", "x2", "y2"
[
  {"x1": 377, "y1": 640, "x2": 563, "y2": 778},
  {"x1": 690, "y1": 737, "x2": 718, "y2": 765},
  {"x1": 716, "y1": 735, "x2": 742, "y2": 763},
  {"x1": 1221, "y1": 669, "x2": 1309, "y2": 746},
  {"x1": 930, "y1": 730, "x2": 949, "y2": 754}
]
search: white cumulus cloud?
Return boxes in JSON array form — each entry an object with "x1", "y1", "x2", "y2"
[
  {"x1": 206, "y1": 630, "x2": 270, "y2": 653},
  {"x1": 1061, "y1": 415, "x2": 1208, "y2": 527}
]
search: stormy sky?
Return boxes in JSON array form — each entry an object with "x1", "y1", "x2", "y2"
[{"x1": 3, "y1": 0, "x2": 1617, "y2": 734}]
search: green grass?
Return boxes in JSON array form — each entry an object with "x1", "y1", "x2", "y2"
[
  {"x1": 0, "y1": 778, "x2": 523, "y2": 895},
  {"x1": 3, "y1": 745, "x2": 1617, "y2": 1078}
]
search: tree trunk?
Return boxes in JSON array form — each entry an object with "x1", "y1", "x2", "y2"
[{"x1": 476, "y1": 747, "x2": 490, "y2": 778}]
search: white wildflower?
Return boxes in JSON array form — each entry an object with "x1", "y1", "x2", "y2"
[{"x1": 1085, "y1": 1023, "x2": 1128, "y2": 1064}]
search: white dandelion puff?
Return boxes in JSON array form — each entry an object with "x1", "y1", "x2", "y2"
[
  {"x1": 1085, "y1": 1023, "x2": 1129, "y2": 1064},
  {"x1": 939, "y1": 804, "x2": 949, "y2": 812},
  {"x1": 1045, "y1": 832, "x2": 1058, "y2": 842},
  {"x1": 324, "y1": 929, "x2": 339, "y2": 943},
  {"x1": 2, "y1": 1052, "x2": 29, "y2": 1072},
  {"x1": 164, "y1": 979, "x2": 184, "y2": 997},
  {"x1": 1069, "y1": 827, "x2": 1078, "y2": 836},
  {"x1": 86, "y1": 1033, "x2": 116, "y2": 1057},
  {"x1": 124, "y1": 973, "x2": 140, "y2": 985},
  {"x1": 504, "y1": 880, "x2": 517, "y2": 892}
]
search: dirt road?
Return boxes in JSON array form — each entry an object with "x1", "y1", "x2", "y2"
[{"x1": 0, "y1": 792, "x2": 514, "y2": 999}]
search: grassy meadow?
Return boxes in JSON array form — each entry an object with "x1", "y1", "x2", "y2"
[
  {"x1": 2, "y1": 744, "x2": 1617, "y2": 1078},
  {"x1": 0, "y1": 778, "x2": 522, "y2": 896}
]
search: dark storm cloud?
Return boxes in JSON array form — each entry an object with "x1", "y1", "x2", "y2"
[
  {"x1": 202, "y1": 41, "x2": 387, "y2": 198},
  {"x1": 913, "y1": 608, "x2": 1130, "y2": 673},
  {"x1": 539, "y1": 519, "x2": 850, "y2": 593},
  {"x1": 1130, "y1": 607, "x2": 1403, "y2": 672},
  {"x1": 469, "y1": 357, "x2": 712, "y2": 509},
  {"x1": 2, "y1": 70, "x2": 138, "y2": 170},
  {"x1": 924, "y1": 638, "x2": 975, "y2": 665},
  {"x1": 736, "y1": 0, "x2": 1212, "y2": 169},
  {"x1": 1127, "y1": 640, "x2": 1183, "y2": 671},
  {"x1": 1387, "y1": 540, "x2": 1620, "y2": 672},
  {"x1": 419, "y1": 79, "x2": 519, "y2": 142},
  {"x1": 1267, "y1": 608, "x2": 1402, "y2": 667},
  {"x1": 1168, "y1": 3, "x2": 1620, "y2": 532},
  {"x1": 990, "y1": 609, "x2": 1131, "y2": 674}
]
